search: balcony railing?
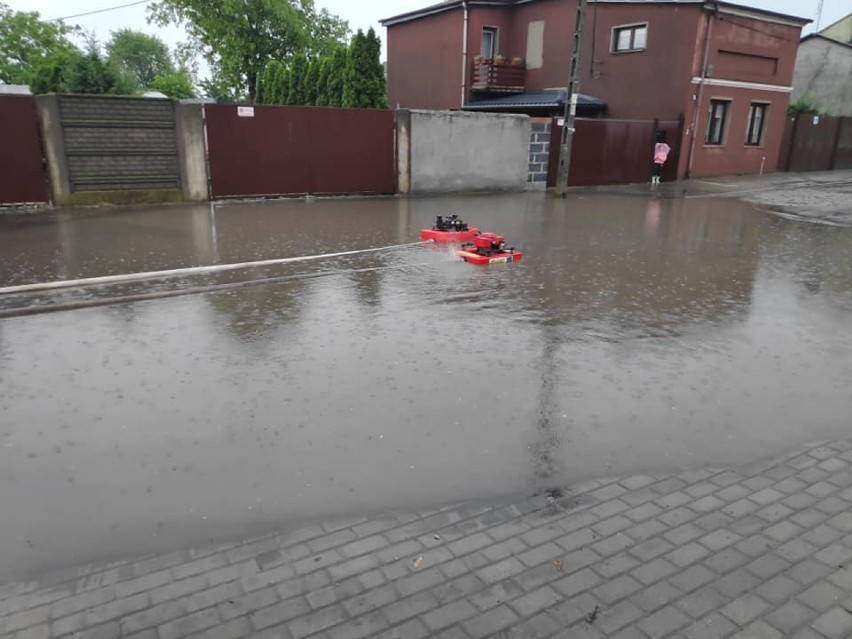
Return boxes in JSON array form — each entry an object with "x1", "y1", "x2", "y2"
[{"x1": 471, "y1": 59, "x2": 526, "y2": 92}]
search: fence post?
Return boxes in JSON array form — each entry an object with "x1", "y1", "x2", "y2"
[
  {"x1": 175, "y1": 103, "x2": 209, "y2": 201},
  {"x1": 395, "y1": 109, "x2": 411, "y2": 194},
  {"x1": 34, "y1": 95, "x2": 71, "y2": 205}
]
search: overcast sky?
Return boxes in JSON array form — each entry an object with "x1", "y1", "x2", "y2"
[{"x1": 10, "y1": 0, "x2": 849, "y2": 62}]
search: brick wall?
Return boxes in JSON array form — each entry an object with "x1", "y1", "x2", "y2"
[
  {"x1": 58, "y1": 96, "x2": 180, "y2": 193},
  {"x1": 527, "y1": 119, "x2": 552, "y2": 189}
]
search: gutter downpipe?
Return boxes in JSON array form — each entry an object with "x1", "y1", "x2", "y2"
[
  {"x1": 461, "y1": 0, "x2": 470, "y2": 108},
  {"x1": 686, "y1": 2, "x2": 716, "y2": 178}
]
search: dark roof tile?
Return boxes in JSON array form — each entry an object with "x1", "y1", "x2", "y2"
[{"x1": 465, "y1": 90, "x2": 606, "y2": 110}]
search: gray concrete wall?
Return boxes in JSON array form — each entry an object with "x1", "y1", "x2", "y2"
[
  {"x1": 404, "y1": 110, "x2": 531, "y2": 193},
  {"x1": 175, "y1": 103, "x2": 209, "y2": 201},
  {"x1": 792, "y1": 38, "x2": 852, "y2": 117}
]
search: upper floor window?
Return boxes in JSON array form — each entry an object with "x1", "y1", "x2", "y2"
[
  {"x1": 612, "y1": 23, "x2": 647, "y2": 52},
  {"x1": 746, "y1": 102, "x2": 768, "y2": 146},
  {"x1": 706, "y1": 99, "x2": 731, "y2": 145},
  {"x1": 481, "y1": 27, "x2": 498, "y2": 59}
]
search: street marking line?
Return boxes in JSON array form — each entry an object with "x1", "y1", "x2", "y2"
[{"x1": 0, "y1": 241, "x2": 434, "y2": 295}]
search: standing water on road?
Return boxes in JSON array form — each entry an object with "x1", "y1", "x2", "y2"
[{"x1": 1, "y1": 193, "x2": 851, "y2": 579}]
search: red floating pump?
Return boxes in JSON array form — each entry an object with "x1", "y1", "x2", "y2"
[
  {"x1": 471, "y1": 232, "x2": 506, "y2": 253},
  {"x1": 420, "y1": 215, "x2": 480, "y2": 243},
  {"x1": 458, "y1": 231, "x2": 522, "y2": 265}
]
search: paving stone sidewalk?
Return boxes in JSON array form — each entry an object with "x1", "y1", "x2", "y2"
[{"x1": 5, "y1": 439, "x2": 852, "y2": 639}]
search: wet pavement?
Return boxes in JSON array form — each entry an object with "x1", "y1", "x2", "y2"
[
  {"x1": 1, "y1": 189, "x2": 852, "y2": 582},
  {"x1": 5, "y1": 438, "x2": 852, "y2": 639}
]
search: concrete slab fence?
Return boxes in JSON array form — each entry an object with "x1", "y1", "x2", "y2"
[
  {"x1": 396, "y1": 109, "x2": 532, "y2": 194},
  {"x1": 35, "y1": 95, "x2": 205, "y2": 207}
]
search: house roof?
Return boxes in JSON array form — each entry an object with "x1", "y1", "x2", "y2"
[
  {"x1": 818, "y1": 12, "x2": 852, "y2": 37},
  {"x1": 589, "y1": 1, "x2": 810, "y2": 26},
  {"x1": 465, "y1": 90, "x2": 607, "y2": 111},
  {"x1": 800, "y1": 33, "x2": 852, "y2": 50},
  {"x1": 381, "y1": 1, "x2": 509, "y2": 27},
  {"x1": 381, "y1": 0, "x2": 810, "y2": 28}
]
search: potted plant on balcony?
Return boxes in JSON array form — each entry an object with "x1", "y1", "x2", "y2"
[{"x1": 511, "y1": 56, "x2": 525, "y2": 66}]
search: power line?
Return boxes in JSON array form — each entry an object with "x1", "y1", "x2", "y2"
[{"x1": 47, "y1": 0, "x2": 151, "y2": 22}]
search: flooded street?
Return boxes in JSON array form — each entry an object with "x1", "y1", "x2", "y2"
[{"x1": 1, "y1": 191, "x2": 852, "y2": 580}]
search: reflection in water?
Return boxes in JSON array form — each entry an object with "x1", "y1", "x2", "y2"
[
  {"x1": 1, "y1": 193, "x2": 852, "y2": 579},
  {"x1": 528, "y1": 325, "x2": 564, "y2": 487},
  {"x1": 206, "y1": 279, "x2": 306, "y2": 346},
  {"x1": 350, "y1": 268, "x2": 383, "y2": 309}
]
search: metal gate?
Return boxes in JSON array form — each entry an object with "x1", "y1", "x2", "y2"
[
  {"x1": 0, "y1": 96, "x2": 49, "y2": 204},
  {"x1": 780, "y1": 115, "x2": 852, "y2": 172},
  {"x1": 548, "y1": 118, "x2": 682, "y2": 187},
  {"x1": 204, "y1": 104, "x2": 396, "y2": 198}
]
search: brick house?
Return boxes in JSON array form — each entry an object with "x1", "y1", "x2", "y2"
[{"x1": 381, "y1": 0, "x2": 810, "y2": 178}]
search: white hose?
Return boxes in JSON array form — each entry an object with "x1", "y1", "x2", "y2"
[{"x1": 0, "y1": 240, "x2": 434, "y2": 295}]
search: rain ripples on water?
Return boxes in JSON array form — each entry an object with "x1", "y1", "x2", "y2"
[{"x1": 1, "y1": 192, "x2": 851, "y2": 578}]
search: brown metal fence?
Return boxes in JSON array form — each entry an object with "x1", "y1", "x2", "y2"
[
  {"x1": 0, "y1": 96, "x2": 49, "y2": 204},
  {"x1": 778, "y1": 115, "x2": 852, "y2": 172},
  {"x1": 547, "y1": 118, "x2": 682, "y2": 187},
  {"x1": 204, "y1": 104, "x2": 396, "y2": 199},
  {"x1": 832, "y1": 118, "x2": 852, "y2": 171}
]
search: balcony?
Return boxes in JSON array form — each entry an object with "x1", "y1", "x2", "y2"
[{"x1": 471, "y1": 57, "x2": 526, "y2": 93}]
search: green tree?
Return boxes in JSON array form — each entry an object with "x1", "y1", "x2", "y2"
[
  {"x1": 0, "y1": 3, "x2": 78, "y2": 85},
  {"x1": 199, "y1": 77, "x2": 238, "y2": 102},
  {"x1": 152, "y1": 70, "x2": 195, "y2": 98},
  {"x1": 258, "y1": 60, "x2": 285, "y2": 104},
  {"x1": 256, "y1": 60, "x2": 271, "y2": 104},
  {"x1": 64, "y1": 44, "x2": 137, "y2": 95},
  {"x1": 324, "y1": 46, "x2": 347, "y2": 107},
  {"x1": 148, "y1": 0, "x2": 348, "y2": 103},
  {"x1": 368, "y1": 28, "x2": 388, "y2": 108},
  {"x1": 301, "y1": 2, "x2": 350, "y2": 55},
  {"x1": 342, "y1": 28, "x2": 387, "y2": 109},
  {"x1": 286, "y1": 53, "x2": 308, "y2": 105},
  {"x1": 28, "y1": 48, "x2": 82, "y2": 94},
  {"x1": 788, "y1": 94, "x2": 821, "y2": 116},
  {"x1": 106, "y1": 29, "x2": 173, "y2": 90},
  {"x1": 303, "y1": 57, "x2": 320, "y2": 105},
  {"x1": 275, "y1": 63, "x2": 290, "y2": 104},
  {"x1": 315, "y1": 56, "x2": 331, "y2": 107}
]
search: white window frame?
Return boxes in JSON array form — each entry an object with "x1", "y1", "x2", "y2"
[
  {"x1": 611, "y1": 22, "x2": 648, "y2": 53},
  {"x1": 745, "y1": 101, "x2": 769, "y2": 146},
  {"x1": 481, "y1": 26, "x2": 498, "y2": 59},
  {"x1": 706, "y1": 98, "x2": 732, "y2": 146}
]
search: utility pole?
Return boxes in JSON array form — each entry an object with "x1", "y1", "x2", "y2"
[{"x1": 554, "y1": 0, "x2": 588, "y2": 198}]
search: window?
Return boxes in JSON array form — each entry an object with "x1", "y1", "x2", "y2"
[
  {"x1": 612, "y1": 24, "x2": 647, "y2": 52},
  {"x1": 746, "y1": 102, "x2": 768, "y2": 146},
  {"x1": 706, "y1": 99, "x2": 730, "y2": 145},
  {"x1": 526, "y1": 21, "x2": 544, "y2": 69},
  {"x1": 481, "y1": 27, "x2": 497, "y2": 59}
]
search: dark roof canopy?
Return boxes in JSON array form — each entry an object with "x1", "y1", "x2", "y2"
[
  {"x1": 465, "y1": 90, "x2": 606, "y2": 112},
  {"x1": 800, "y1": 33, "x2": 852, "y2": 49}
]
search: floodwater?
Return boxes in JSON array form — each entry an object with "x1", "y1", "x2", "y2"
[{"x1": 1, "y1": 192, "x2": 851, "y2": 580}]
